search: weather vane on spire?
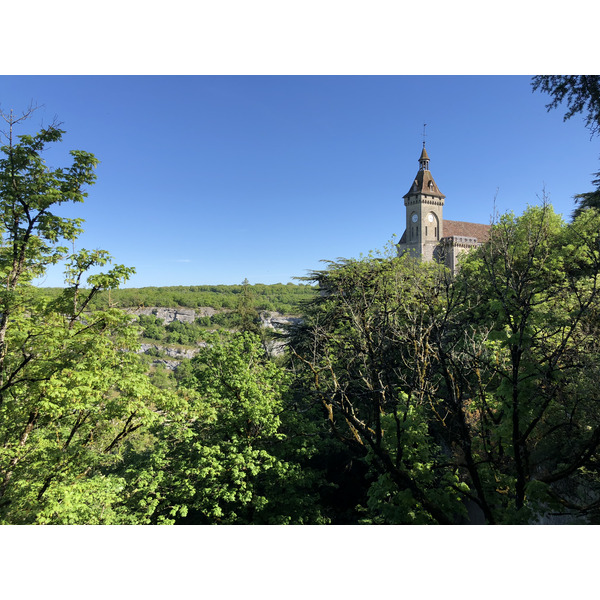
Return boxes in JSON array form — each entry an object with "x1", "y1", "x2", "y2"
[{"x1": 422, "y1": 123, "x2": 427, "y2": 148}]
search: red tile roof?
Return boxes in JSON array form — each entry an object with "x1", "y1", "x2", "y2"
[{"x1": 443, "y1": 220, "x2": 491, "y2": 242}]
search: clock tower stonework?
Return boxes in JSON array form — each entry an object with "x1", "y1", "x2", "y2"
[{"x1": 399, "y1": 145, "x2": 445, "y2": 262}]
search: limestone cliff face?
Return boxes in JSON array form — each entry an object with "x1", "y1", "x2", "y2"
[
  {"x1": 131, "y1": 307, "x2": 301, "y2": 369},
  {"x1": 127, "y1": 306, "x2": 301, "y2": 332},
  {"x1": 139, "y1": 343, "x2": 206, "y2": 360},
  {"x1": 126, "y1": 306, "x2": 216, "y2": 324},
  {"x1": 259, "y1": 311, "x2": 302, "y2": 331}
]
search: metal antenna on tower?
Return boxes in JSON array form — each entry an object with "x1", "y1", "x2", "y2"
[{"x1": 422, "y1": 123, "x2": 427, "y2": 148}]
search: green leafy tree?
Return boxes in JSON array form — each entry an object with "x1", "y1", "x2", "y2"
[
  {"x1": 237, "y1": 278, "x2": 262, "y2": 336},
  {"x1": 118, "y1": 331, "x2": 327, "y2": 524},
  {"x1": 137, "y1": 315, "x2": 165, "y2": 340},
  {"x1": 0, "y1": 109, "x2": 173, "y2": 524},
  {"x1": 288, "y1": 205, "x2": 600, "y2": 524},
  {"x1": 445, "y1": 203, "x2": 600, "y2": 523},
  {"x1": 287, "y1": 255, "x2": 467, "y2": 524}
]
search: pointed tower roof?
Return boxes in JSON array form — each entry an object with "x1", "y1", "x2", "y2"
[{"x1": 403, "y1": 145, "x2": 445, "y2": 200}]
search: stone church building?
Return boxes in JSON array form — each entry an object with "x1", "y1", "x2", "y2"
[{"x1": 397, "y1": 145, "x2": 490, "y2": 271}]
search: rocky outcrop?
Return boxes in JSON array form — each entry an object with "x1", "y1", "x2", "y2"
[
  {"x1": 127, "y1": 306, "x2": 301, "y2": 332},
  {"x1": 126, "y1": 306, "x2": 217, "y2": 324},
  {"x1": 138, "y1": 342, "x2": 208, "y2": 371},
  {"x1": 149, "y1": 358, "x2": 180, "y2": 371},
  {"x1": 131, "y1": 307, "x2": 302, "y2": 367},
  {"x1": 139, "y1": 343, "x2": 206, "y2": 360},
  {"x1": 259, "y1": 311, "x2": 302, "y2": 332}
]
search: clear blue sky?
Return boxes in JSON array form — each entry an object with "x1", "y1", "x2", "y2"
[{"x1": 2, "y1": 75, "x2": 598, "y2": 288}]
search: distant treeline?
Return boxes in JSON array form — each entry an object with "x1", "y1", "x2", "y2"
[{"x1": 32, "y1": 282, "x2": 316, "y2": 314}]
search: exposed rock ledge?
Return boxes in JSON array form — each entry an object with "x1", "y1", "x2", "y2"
[
  {"x1": 138, "y1": 342, "x2": 207, "y2": 371},
  {"x1": 131, "y1": 308, "x2": 302, "y2": 369},
  {"x1": 126, "y1": 306, "x2": 216, "y2": 324},
  {"x1": 259, "y1": 311, "x2": 302, "y2": 331},
  {"x1": 139, "y1": 343, "x2": 206, "y2": 360},
  {"x1": 126, "y1": 306, "x2": 302, "y2": 333}
]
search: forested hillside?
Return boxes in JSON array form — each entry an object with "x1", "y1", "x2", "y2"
[{"x1": 32, "y1": 281, "x2": 316, "y2": 314}]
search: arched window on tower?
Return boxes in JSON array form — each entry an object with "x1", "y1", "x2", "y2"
[
  {"x1": 410, "y1": 213, "x2": 418, "y2": 241},
  {"x1": 425, "y1": 213, "x2": 439, "y2": 241}
]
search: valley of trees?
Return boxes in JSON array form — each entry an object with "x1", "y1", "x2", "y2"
[
  {"x1": 31, "y1": 280, "x2": 316, "y2": 315},
  {"x1": 2, "y1": 78, "x2": 600, "y2": 524}
]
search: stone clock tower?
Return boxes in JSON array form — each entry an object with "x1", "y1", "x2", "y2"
[
  {"x1": 396, "y1": 144, "x2": 491, "y2": 272},
  {"x1": 398, "y1": 145, "x2": 446, "y2": 261}
]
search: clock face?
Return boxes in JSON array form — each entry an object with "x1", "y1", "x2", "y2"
[
  {"x1": 428, "y1": 214, "x2": 434, "y2": 223},
  {"x1": 411, "y1": 214, "x2": 418, "y2": 223}
]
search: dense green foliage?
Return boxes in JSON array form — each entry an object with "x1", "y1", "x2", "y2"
[
  {"x1": 135, "y1": 311, "x2": 268, "y2": 348},
  {"x1": 113, "y1": 331, "x2": 328, "y2": 524},
  {"x1": 287, "y1": 204, "x2": 600, "y2": 523},
  {"x1": 11, "y1": 198, "x2": 600, "y2": 524},
  {"x1": 137, "y1": 314, "x2": 209, "y2": 345},
  {"x1": 0, "y1": 110, "x2": 166, "y2": 523}
]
